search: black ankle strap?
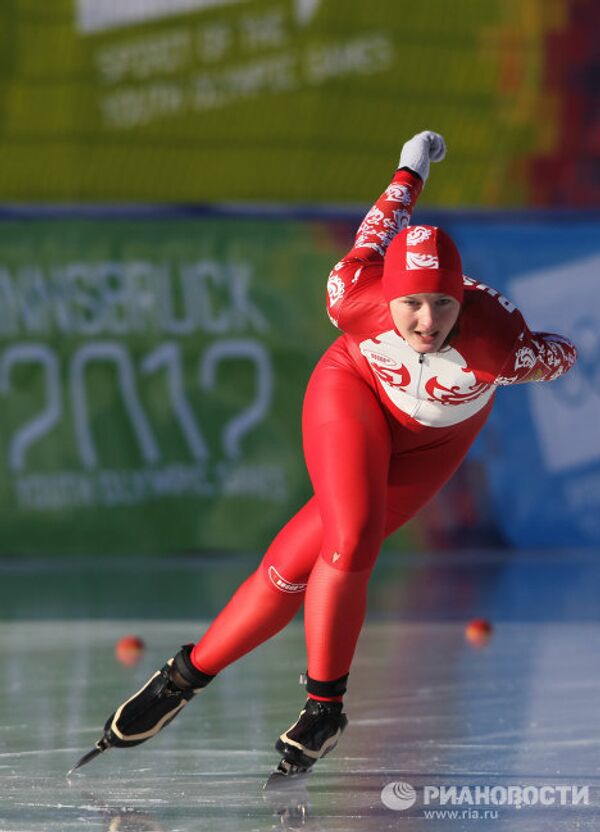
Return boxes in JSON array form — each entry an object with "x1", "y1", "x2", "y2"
[
  {"x1": 172, "y1": 644, "x2": 215, "y2": 689},
  {"x1": 306, "y1": 672, "x2": 348, "y2": 698}
]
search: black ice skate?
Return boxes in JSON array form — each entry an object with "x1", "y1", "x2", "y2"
[
  {"x1": 67, "y1": 644, "x2": 213, "y2": 775},
  {"x1": 269, "y1": 698, "x2": 348, "y2": 781}
]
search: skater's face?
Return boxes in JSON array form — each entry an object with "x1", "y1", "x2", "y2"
[{"x1": 390, "y1": 293, "x2": 461, "y2": 354}]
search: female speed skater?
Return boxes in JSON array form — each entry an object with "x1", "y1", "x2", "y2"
[{"x1": 70, "y1": 130, "x2": 577, "y2": 779}]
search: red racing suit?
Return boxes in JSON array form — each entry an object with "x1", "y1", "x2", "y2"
[
  {"x1": 191, "y1": 169, "x2": 577, "y2": 690},
  {"x1": 325, "y1": 168, "x2": 577, "y2": 432}
]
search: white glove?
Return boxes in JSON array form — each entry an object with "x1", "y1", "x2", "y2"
[{"x1": 398, "y1": 131, "x2": 446, "y2": 182}]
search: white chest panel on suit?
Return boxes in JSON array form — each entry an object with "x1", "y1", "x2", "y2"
[{"x1": 358, "y1": 329, "x2": 495, "y2": 427}]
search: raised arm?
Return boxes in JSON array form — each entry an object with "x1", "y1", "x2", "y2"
[{"x1": 326, "y1": 131, "x2": 446, "y2": 330}]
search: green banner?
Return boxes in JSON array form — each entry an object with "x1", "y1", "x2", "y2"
[
  {"x1": 0, "y1": 212, "x2": 350, "y2": 555},
  {"x1": 0, "y1": 0, "x2": 562, "y2": 205}
]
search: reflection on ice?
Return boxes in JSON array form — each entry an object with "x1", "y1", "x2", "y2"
[{"x1": 1, "y1": 617, "x2": 600, "y2": 830}]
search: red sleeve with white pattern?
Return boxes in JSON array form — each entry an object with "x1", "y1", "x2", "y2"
[
  {"x1": 326, "y1": 169, "x2": 423, "y2": 331},
  {"x1": 495, "y1": 327, "x2": 578, "y2": 385}
]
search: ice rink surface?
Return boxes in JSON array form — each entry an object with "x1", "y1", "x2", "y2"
[{"x1": 2, "y1": 551, "x2": 600, "y2": 831}]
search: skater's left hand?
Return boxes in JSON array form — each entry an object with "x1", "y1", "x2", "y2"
[{"x1": 398, "y1": 131, "x2": 446, "y2": 182}]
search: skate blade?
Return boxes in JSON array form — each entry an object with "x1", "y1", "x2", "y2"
[
  {"x1": 263, "y1": 758, "x2": 311, "y2": 789},
  {"x1": 67, "y1": 737, "x2": 111, "y2": 778}
]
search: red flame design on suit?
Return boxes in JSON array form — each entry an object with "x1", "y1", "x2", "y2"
[
  {"x1": 425, "y1": 374, "x2": 490, "y2": 405},
  {"x1": 371, "y1": 362, "x2": 411, "y2": 390}
]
